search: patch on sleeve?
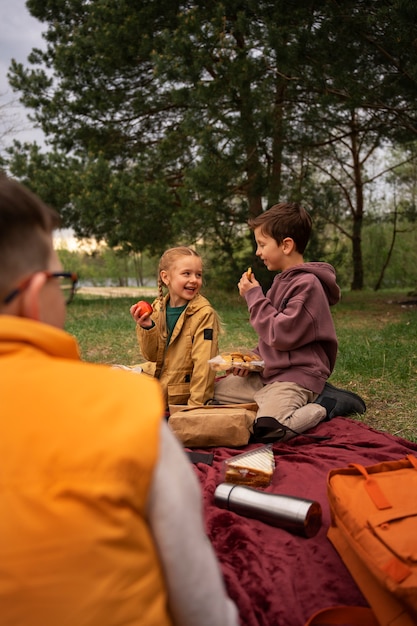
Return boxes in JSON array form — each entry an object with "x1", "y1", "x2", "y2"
[{"x1": 204, "y1": 328, "x2": 214, "y2": 341}]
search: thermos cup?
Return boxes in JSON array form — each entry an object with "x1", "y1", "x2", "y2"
[{"x1": 214, "y1": 483, "x2": 322, "y2": 538}]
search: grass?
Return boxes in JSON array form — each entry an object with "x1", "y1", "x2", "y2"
[{"x1": 65, "y1": 288, "x2": 417, "y2": 442}]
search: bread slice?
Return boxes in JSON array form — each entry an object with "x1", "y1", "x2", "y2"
[{"x1": 224, "y1": 446, "x2": 275, "y2": 487}]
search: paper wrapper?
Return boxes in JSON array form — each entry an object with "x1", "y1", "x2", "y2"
[
  {"x1": 208, "y1": 348, "x2": 264, "y2": 373},
  {"x1": 222, "y1": 445, "x2": 275, "y2": 487},
  {"x1": 111, "y1": 364, "x2": 143, "y2": 374}
]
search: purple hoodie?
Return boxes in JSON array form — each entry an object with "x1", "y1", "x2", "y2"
[{"x1": 245, "y1": 262, "x2": 341, "y2": 394}]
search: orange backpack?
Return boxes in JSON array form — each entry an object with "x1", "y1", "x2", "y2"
[{"x1": 306, "y1": 455, "x2": 417, "y2": 626}]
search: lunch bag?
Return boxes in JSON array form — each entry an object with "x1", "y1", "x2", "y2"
[
  {"x1": 306, "y1": 455, "x2": 417, "y2": 626},
  {"x1": 168, "y1": 404, "x2": 257, "y2": 448}
]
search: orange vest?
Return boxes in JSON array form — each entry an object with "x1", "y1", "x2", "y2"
[{"x1": 0, "y1": 316, "x2": 173, "y2": 626}]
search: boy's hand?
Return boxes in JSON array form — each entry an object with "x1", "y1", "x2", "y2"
[
  {"x1": 238, "y1": 270, "x2": 259, "y2": 296},
  {"x1": 230, "y1": 367, "x2": 250, "y2": 377}
]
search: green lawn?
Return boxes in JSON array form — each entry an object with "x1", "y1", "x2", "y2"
[{"x1": 65, "y1": 288, "x2": 417, "y2": 442}]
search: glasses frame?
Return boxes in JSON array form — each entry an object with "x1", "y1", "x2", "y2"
[{"x1": 3, "y1": 271, "x2": 78, "y2": 305}]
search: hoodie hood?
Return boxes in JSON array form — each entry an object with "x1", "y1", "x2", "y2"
[{"x1": 279, "y1": 262, "x2": 340, "y2": 306}]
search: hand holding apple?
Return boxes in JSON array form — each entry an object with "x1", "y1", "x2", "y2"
[
  {"x1": 134, "y1": 300, "x2": 153, "y2": 317},
  {"x1": 130, "y1": 300, "x2": 153, "y2": 325}
]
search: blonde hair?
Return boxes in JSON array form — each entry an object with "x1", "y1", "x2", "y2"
[{"x1": 157, "y1": 247, "x2": 202, "y2": 338}]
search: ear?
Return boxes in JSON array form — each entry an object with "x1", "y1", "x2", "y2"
[
  {"x1": 160, "y1": 270, "x2": 169, "y2": 286},
  {"x1": 20, "y1": 272, "x2": 48, "y2": 321},
  {"x1": 282, "y1": 237, "x2": 296, "y2": 255}
]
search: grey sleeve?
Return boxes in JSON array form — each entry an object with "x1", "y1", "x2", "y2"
[{"x1": 146, "y1": 421, "x2": 239, "y2": 626}]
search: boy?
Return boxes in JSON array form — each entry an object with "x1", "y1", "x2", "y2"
[
  {"x1": 0, "y1": 174, "x2": 238, "y2": 626},
  {"x1": 215, "y1": 201, "x2": 341, "y2": 439}
]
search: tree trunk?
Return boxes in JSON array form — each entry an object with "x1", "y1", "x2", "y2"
[
  {"x1": 350, "y1": 217, "x2": 363, "y2": 290},
  {"x1": 350, "y1": 113, "x2": 364, "y2": 290},
  {"x1": 267, "y1": 81, "x2": 286, "y2": 206},
  {"x1": 374, "y1": 199, "x2": 398, "y2": 291}
]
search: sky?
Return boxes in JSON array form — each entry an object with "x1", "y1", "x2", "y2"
[
  {"x1": 0, "y1": 0, "x2": 46, "y2": 147},
  {"x1": 0, "y1": 1, "x2": 82, "y2": 247}
]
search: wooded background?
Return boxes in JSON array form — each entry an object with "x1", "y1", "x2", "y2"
[{"x1": 2, "y1": 0, "x2": 417, "y2": 291}]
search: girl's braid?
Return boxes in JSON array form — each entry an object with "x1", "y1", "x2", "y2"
[{"x1": 157, "y1": 274, "x2": 167, "y2": 339}]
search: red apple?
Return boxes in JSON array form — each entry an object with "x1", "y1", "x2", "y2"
[{"x1": 134, "y1": 300, "x2": 153, "y2": 317}]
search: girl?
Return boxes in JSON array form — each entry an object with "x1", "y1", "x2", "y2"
[{"x1": 130, "y1": 247, "x2": 221, "y2": 410}]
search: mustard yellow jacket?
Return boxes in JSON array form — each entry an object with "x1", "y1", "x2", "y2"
[
  {"x1": 0, "y1": 316, "x2": 171, "y2": 626},
  {"x1": 136, "y1": 293, "x2": 220, "y2": 407}
]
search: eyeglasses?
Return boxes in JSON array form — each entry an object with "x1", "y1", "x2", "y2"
[{"x1": 3, "y1": 272, "x2": 78, "y2": 305}]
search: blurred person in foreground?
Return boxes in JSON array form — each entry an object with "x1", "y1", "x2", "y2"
[{"x1": 0, "y1": 173, "x2": 238, "y2": 626}]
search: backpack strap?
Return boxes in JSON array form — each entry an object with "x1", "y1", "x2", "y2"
[
  {"x1": 304, "y1": 605, "x2": 379, "y2": 626},
  {"x1": 407, "y1": 454, "x2": 417, "y2": 469},
  {"x1": 349, "y1": 463, "x2": 392, "y2": 509}
]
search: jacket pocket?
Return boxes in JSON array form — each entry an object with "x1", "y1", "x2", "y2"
[{"x1": 168, "y1": 382, "x2": 191, "y2": 406}]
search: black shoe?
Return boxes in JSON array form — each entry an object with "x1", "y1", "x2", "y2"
[
  {"x1": 315, "y1": 383, "x2": 366, "y2": 420},
  {"x1": 250, "y1": 416, "x2": 331, "y2": 444},
  {"x1": 317, "y1": 397, "x2": 337, "y2": 420},
  {"x1": 251, "y1": 416, "x2": 289, "y2": 443}
]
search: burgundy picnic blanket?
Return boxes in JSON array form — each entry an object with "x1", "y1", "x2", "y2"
[{"x1": 191, "y1": 417, "x2": 417, "y2": 626}]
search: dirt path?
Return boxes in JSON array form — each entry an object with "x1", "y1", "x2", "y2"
[{"x1": 77, "y1": 286, "x2": 157, "y2": 298}]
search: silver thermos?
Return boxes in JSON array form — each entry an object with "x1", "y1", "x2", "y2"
[{"x1": 214, "y1": 483, "x2": 322, "y2": 538}]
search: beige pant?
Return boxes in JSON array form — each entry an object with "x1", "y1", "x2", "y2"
[{"x1": 214, "y1": 373, "x2": 326, "y2": 439}]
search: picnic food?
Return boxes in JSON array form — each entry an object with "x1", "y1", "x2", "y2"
[
  {"x1": 247, "y1": 266, "x2": 253, "y2": 281},
  {"x1": 223, "y1": 351, "x2": 258, "y2": 364},
  {"x1": 133, "y1": 300, "x2": 153, "y2": 317},
  {"x1": 208, "y1": 349, "x2": 264, "y2": 372},
  {"x1": 224, "y1": 446, "x2": 275, "y2": 487}
]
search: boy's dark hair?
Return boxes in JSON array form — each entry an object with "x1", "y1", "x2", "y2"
[
  {"x1": 248, "y1": 202, "x2": 312, "y2": 254},
  {"x1": 0, "y1": 174, "x2": 61, "y2": 301}
]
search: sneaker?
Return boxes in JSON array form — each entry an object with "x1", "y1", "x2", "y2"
[
  {"x1": 315, "y1": 382, "x2": 366, "y2": 420},
  {"x1": 251, "y1": 416, "x2": 331, "y2": 443},
  {"x1": 316, "y1": 396, "x2": 337, "y2": 420}
]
